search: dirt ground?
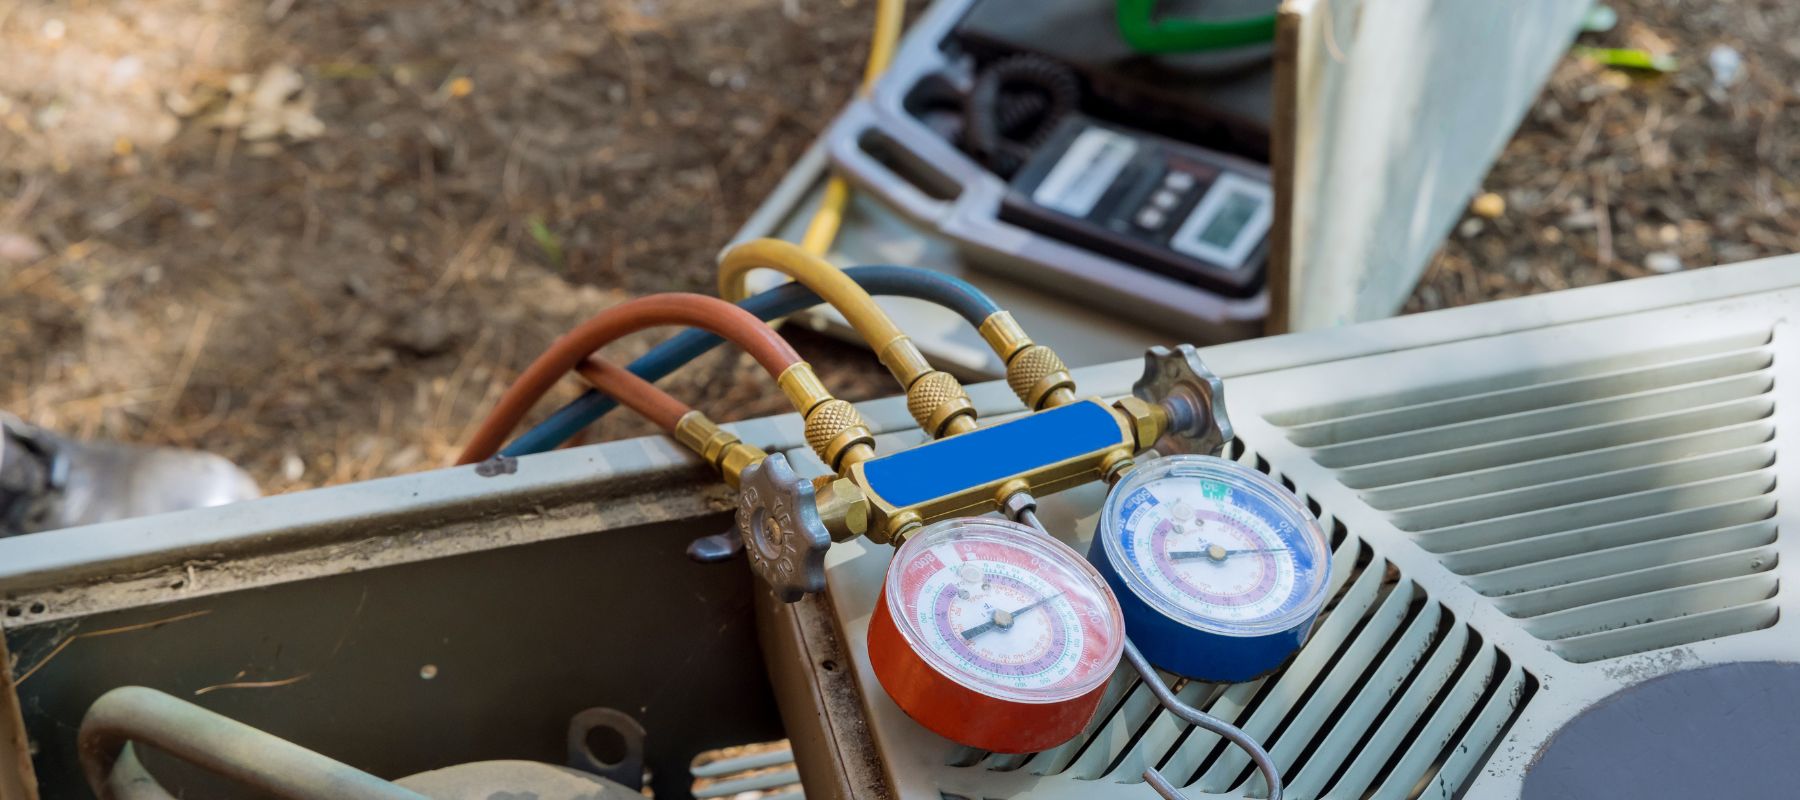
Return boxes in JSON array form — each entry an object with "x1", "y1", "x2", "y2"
[
  {"x1": 1, "y1": 0, "x2": 1796, "y2": 493},
  {"x1": 1413, "y1": 0, "x2": 1800, "y2": 310}
]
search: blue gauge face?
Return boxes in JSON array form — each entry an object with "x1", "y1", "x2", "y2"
[{"x1": 1100, "y1": 456, "x2": 1329, "y2": 637}]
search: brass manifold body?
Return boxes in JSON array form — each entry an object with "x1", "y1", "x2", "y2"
[
  {"x1": 763, "y1": 342, "x2": 1226, "y2": 548},
  {"x1": 805, "y1": 393, "x2": 1175, "y2": 546},
  {"x1": 684, "y1": 381, "x2": 1172, "y2": 546}
]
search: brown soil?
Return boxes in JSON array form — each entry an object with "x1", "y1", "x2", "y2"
[
  {"x1": 1416, "y1": 0, "x2": 1800, "y2": 308},
  {"x1": 1, "y1": 0, "x2": 1795, "y2": 492},
  {"x1": 0, "y1": 0, "x2": 918, "y2": 491}
]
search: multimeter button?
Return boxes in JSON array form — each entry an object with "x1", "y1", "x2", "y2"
[
  {"x1": 1135, "y1": 208, "x2": 1167, "y2": 229},
  {"x1": 1163, "y1": 171, "x2": 1197, "y2": 192},
  {"x1": 1150, "y1": 190, "x2": 1181, "y2": 210}
]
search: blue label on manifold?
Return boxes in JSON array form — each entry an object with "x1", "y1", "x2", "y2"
[{"x1": 860, "y1": 400, "x2": 1123, "y2": 508}]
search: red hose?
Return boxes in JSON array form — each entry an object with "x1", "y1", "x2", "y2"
[
  {"x1": 457, "y1": 293, "x2": 800, "y2": 465},
  {"x1": 574, "y1": 356, "x2": 689, "y2": 434}
]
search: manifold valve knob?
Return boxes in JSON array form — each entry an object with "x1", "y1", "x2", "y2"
[
  {"x1": 1132, "y1": 344, "x2": 1234, "y2": 456},
  {"x1": 736, "y1": 453, "x2": 831, "y2": 602}
]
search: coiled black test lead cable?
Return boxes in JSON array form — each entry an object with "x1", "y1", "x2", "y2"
[{"x1": 963, "y1": 54, "x2": 1081, "y2": 177}]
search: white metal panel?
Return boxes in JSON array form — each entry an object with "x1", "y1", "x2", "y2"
[
  {"x1": 816, "y1": 257, "x2": 1800, "y2": 799},
  {"x1": 1276, "y1": 0, "x2": 1589, "y2": 330}
]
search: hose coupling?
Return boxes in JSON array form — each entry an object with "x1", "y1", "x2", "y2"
[
  {"x1": 981, "y1": 311, "x2": 1075, "y2": 409},
  {"x1": 907, "y1": 370, "x2": 978, "y2": 437},
  {"x1": 673, "y1": 411, "x2": 768, "y2": 489},
  {"x1": 779, "y1": 363, "x2": 876, "y2": 471}
]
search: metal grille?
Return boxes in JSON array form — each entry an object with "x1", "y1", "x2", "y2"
[
  {"x1": 1271, "y1": 331, "x2": 1780, "y2": 663},
  {"x1": 691, "y1": 743, "x2": 804, "y2": 800},
  {"x1": 955, "y1": 445, "x2": 1538, "y2": 799}
]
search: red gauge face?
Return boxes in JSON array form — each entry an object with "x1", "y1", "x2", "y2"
[{"x1": 869, "y1": 518, "x2": 1124, "y2": 754}]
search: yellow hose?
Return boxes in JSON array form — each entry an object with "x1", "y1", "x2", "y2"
[
  {"x1": 859, "y1": 0, "x2": 906, "y2": 90},
  {"x1": 722, "y1": 238, "x2": 908, "y2": 356},
  {"x1": 747, "y1": 4, "x2": 983, "y2": 436},
  {"x1": 799, "y1": 0, "x2": 905, "y2": 257},
  {"x1": 720, "y1": 239, "x2": 976, "y2": 439},
  {"x1": 799, "y1": 178, "x2": 852, "y2": 256}
]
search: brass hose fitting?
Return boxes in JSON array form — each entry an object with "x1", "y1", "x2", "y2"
[
  {"x1": 673, "y1": 411, "x2": 768, "y2": 489},
  {"x1": 980, "y1": 311, "x2": 1076, "y2": 410},
  {"x1": 881, "y1": 333, "x2": 977, "y2": 437},
  {"x1": 906, "y1": 371, "x2": 978, "y2": 438},
  {"x1": 720, "y1": 239, "x2": 980, "y2": 439},
  {"x1": 779, "y1": 363, "x2": 875, "y2": 472},
  {"x1": 804, "y1": 399, "x2": 877, "y2": 473}
]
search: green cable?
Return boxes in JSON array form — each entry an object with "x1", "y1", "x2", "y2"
[{"x1": 1115, "y1": 0, "x2": 1277, "y2": 54}]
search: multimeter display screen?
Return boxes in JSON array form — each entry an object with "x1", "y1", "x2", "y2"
[
  {"x1": 1200, "y1": 190, "x2": 1262, "y2": 249},
  {"x1": 1169, "y1": 172, "x2": 1273, "y2": 272},
  {"x1": 1002, "y1": 116, "x2": 1272, "y2": 295}
]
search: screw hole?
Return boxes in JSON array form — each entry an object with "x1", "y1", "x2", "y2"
[
  {"x1": 821, "y1": 660, "x2": 837, "y2": 672},
  {"x1": 27, "y1": 602, "x2": 46, "y2": 615},
  {"x1": 583, "y1": 724, "x2": 629, "y2": 767},
  {"x1": 170, "y1": 579, "x2": 187, "y2": 590},
  {"x1": 4, "y1": 606, "x2": 20, "y2": 618}
]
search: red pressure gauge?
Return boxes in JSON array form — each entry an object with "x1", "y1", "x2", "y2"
[{"x1": 868, "y1": 518, "x2": 1125, "y2": 753}]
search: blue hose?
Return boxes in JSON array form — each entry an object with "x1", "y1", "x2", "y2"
[{"x1": 502, "y1": 265, "x2": 1002, "y2": 457}]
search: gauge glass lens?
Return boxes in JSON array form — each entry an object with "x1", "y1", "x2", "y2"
[
  {"x1": 885, "y1": 518, "x2": 1123, "y2": 704},
  {"x1": 1101, "y1": 455, "x2": 1330, "y2": 636}
]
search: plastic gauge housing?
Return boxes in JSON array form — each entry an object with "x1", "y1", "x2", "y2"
[
  {"x1": 1090, "y1": 454, "x2": 1330, "y2": 681},
  {"x1": 868, "y1": 517, "x2": 1125, "y2": 754}
]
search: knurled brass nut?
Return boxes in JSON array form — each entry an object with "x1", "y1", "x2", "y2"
[
  {"x1": 805, "y1": 399, "x2": 870, "y2": 464},
  {"x1": 907, "y1": 370, "x2": 976, "y2": 437},
  {"x1": 806, "y1": 400, "x2": 860, "y2": 450},
  {"x1": 1028, "y1": 371, "x2": 1075, "y2": 410},
  {"x1": 823, "y1": 426, "x2": 876, "y2": 472},
  {"x1": 1007, "y1": 345, "x2": 1075, "y2": 410}
]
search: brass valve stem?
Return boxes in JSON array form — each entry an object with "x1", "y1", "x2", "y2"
[
  {"x1": 980, "y1": 311, "x2": 1076, "y2": 410},
  {"x1": 779, "y1": 363, "x2": 876, "y2": 472}
]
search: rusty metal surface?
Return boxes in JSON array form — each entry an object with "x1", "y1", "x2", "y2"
[
  {"x1": 81, "y1": 687, "x2": 426, "y2": 800},
  {"x1": 9, "y1": 510, "x2": 782, "y2": 800},
  {"x1": 0, "y1": 634, "x2": 36, "y2": 800},
  {"x1": 756, "y1": 588, "x2": 892, "y2": 800},
  {"x1": 0, "y1": 457, "x2": 738, "y2": 630}
]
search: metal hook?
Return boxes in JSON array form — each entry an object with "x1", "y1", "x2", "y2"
[{"x1": 1011, "y1": 497, "x2": 1283, "y2": 800}]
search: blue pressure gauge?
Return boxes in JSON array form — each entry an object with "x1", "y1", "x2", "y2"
[{"x1": 1089, "y1": 455, "x2": 1330, "y2": 682}]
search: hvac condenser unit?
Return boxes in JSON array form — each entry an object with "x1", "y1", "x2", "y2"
[{"x1": 3, "y1": 256, "x2": 1797, "y2": 799}]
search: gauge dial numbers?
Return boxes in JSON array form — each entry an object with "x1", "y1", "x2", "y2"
[
  {"x1": 1092, "y1": 455, "x2": 1330, "y2": 682},
  {"x1": 869, "y1": 518, "x2": 1124, "y2": 753}
]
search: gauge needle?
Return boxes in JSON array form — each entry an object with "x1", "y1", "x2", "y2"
[
  {"x1": 959, "y1": 593, "x2": 1063, "y2": 640},
  {"x1": 1168, "y1": 544, "x2": 1288, "y2": 563}
]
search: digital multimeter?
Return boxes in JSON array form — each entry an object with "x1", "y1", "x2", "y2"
[{"x1": 1002, "y1": 116, "x2": 1273, "y2": 296}]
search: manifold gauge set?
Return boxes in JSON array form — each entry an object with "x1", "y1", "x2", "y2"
[
  {"x1": 865, "y1": 452, "x2": 1329, "y2": 753},
  {"x1": 473, "y1": 239, "x2": 1329, "y2": 796},
  {"x1": 730, "y1": 339, "x2": 1333, "y2": 769},
  {"x1": 398, "y1": 224, "x2": 1345, "y2": 799}
]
